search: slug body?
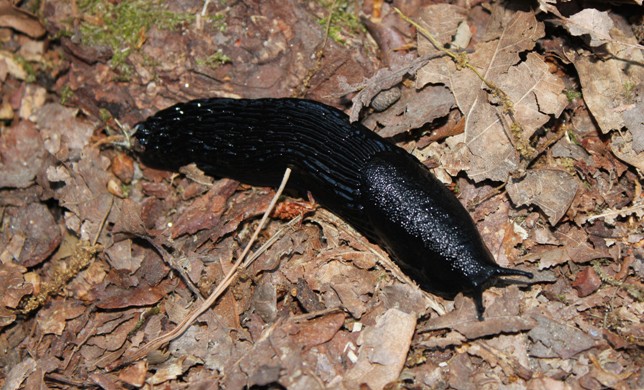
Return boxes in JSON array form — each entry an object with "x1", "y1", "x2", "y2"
[{"x1": 134, "y1": 98, "x2": 532, "y2": 318}]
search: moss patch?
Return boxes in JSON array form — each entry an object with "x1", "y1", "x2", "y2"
[
  {"x1": 78, "y1": 0, "x2": 194, "y2": 77},
  {"x1": 316, "y1": 0, "x2": 365, "y2": 45}
]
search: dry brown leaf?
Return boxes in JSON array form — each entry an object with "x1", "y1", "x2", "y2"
[
  {"x1": 611, "y1": 130, "x2": 644, "y2": 172},
  {"x1": 565, "y1": 9, "x2": 614, "y2": 47},
  {"x1": 423, "y1": 287, "x2": 534, "y2": 340},
  {"x1": 362, "y1": 84, "x2": 455, "y2": 138},
  {"x1": 0, "y1": 1, "x2": 45, "y2": 38},
  {"x1": 148, "y1": 355, "x2": 202, "y2": 385},
  {"x1": 33, "y1": 103, "x2": 98, "y2": 161},
  {"x1": 528, "y1": 314, "x2": 603, "y2": 359},
  {"x1": 3, "y1": 356, "x2": 37, "y2": 390},
  {"x1": 170, "y1": 179, "x2": 238, "y2": 238},
  {"x1": 343, "y1": 308, "x2": 416, "y2": 389},
  {"x1": 418, "y1": 7, "x2": 548, "y2": 182},
  {"x1": 95, "y1": 283, "x2": 166, "y2": 309},
  {"x1": 344, "y1": 54, "x2": 440, "y2": 123},
  {"x1": 506, "y1": 169, "x2": 579, "y2": 225},
  {"x1": 0, "y1": 121, "x2": 46, "y2": 188},
  {"x1": 288, "y1": 312, "x2": 345, "y2": 349},
  {"x1": 36, "y1": 300, "x2": 86, "y2": 336},
  {"x1": 568, "y1": 13, "x2": 643, "y2": 141},
  {"x1": 500, "y1": 52, "x2": 568, "y2": 139}
]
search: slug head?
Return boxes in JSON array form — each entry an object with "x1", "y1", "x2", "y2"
[
  {"x1": 361, "y1": 152, "x2": 533, "y2": 320},
  {"x1": 132, "y1": 110, "x2": 196, "y2": 171}
]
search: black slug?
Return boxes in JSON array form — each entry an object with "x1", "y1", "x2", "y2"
[{"x1": 133, "y1": 98, "x2": 533, "y2": 319}]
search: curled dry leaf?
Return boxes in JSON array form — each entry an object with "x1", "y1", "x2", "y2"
[{"x1": 0, "y1": 1, "x2": 45, "y2": 38}]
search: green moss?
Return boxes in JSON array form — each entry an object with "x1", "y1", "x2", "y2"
[
  {"x1": 98, "y1": 107, "x2": 112, "y2": 122},
  {"x1": 316, "y1": 0, "x2": 365, "y2": 45},
  {"x1": 14, "y1": 55, "x2": 36, "y2": 83},
  {"x1": 77, "y1": 0, "x2": 194, "y2": 76},
  {"x1": 207, "y1": 12, "x2": 227, "y2": 32},
  {"x1": 60, "y1": 85, "x2": 74, "y2": 105},
  {"x1": 622, "y1": 80, "x2": 636, "y2": 102},
  {"x1": 564, "y1": 88, "x2": 582, "y2": 102},
  {"x1": 196, "y1": 49, "x2": 232, "y2": 68},
  {"x1": 566, "y1": 128, "x2": 580, "y2": 145}
]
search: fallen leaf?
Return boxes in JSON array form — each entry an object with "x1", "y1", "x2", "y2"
[
  {"x1": 0, "y1": 1, "x2": 45, "y2": 38},
  {"x1": 418, "y1": 8, "x2": 547, "y2": 181},
  {"x1": 528, "y1": 314, "x2": 603, "y2": 359},
  {"x1": 500, "y1": 52, "x2": 568, "y2": 139},
  {"x1": 36, "y1": 300, "x2": 86, "y2": 336},
  {"x1": 170, "y1": 179, "x2": 238, "y2": 238},
  {"x1": 611, "y1": 130, "x2": 644, "y2": 172},
  {"x1": 288, "y1": 312, "x2": 345, "y2": 349},
  {"x1": 147, "y1": 355, "x2": 202, "y2": 385},
  {"x1": 0, "y1": 121, "x2": 46, "y2": 188},
  {"x1": 3, "y1": 356, "x2": 37, "y2": 390},
  {"x1": 343, "y1": 308, "x2": 416, "y2": 389},
  {"x1": 568, "y1": 14, "x2": 643, "y2": 135},
  {"x1": 95, "y1": 283, "x2": 165, "y2": 309},
  {"x1": 362, "y1": 84, "x2": 455, "y2": 137},
  {"x1": 118, "y1": 361, "x2": 148, "y2": 387},
  {"x1": 422, "y1": 287, "x2": 535, "y2": 340},
  {"x1": 507, "y1": 169, "x2": 579, "y2": 225},
  {"x1": 571, "y1": 267, "x2": 602, "y2": 297},
  {"x1": 33, "y1": 103, "x2": 98, "y2": 161},
  {"x1": 565, "y1": 9, "x2": 614, "y2": 47}
]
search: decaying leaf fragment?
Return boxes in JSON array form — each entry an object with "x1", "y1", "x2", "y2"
[
  {"x1": 506, "y1": 169, "x2": 579, "y2": 225},
  {"x1": 564, "y1": 9, "x2": 614, "y2": 47},
  {"x1": 416, "y1": 6, "x2": 568, "y2": 182},
  {"x1": 343, "y1": 308, "x2": 416, "y2": 389}
]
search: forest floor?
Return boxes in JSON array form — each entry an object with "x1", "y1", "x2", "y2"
[{"x1": 0, "y1": 0, "x2": 642, "y2": 388}]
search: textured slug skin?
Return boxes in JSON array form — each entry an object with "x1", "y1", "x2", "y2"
[{"x1": 134, "y1": 98, "x2": 532, "y2": 318}]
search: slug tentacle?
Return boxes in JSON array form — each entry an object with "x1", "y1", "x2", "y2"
[{"x1": 134, "y1": 97, "x2": 533, "y2": 319}]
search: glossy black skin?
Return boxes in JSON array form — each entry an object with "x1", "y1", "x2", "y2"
[{"x1": 134, "y1": 98, "x2": 532, "y2": 319}]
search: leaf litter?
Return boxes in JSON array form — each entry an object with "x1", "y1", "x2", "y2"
[{"x1": 0, "y1": 0, "x2": 642, "y2": 389}]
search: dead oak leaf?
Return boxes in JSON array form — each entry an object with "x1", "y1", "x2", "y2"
[
  {"x1": 422, "y1": 287, "x2": 534, "y2": 340},
  {"x1": 286, "y1": 312, "x2": 345, "y2": 350},
  {"x1": 35, "y1": 300, "x2": 86, "y2": 336},
  {"x1": 362, "y1": 84, "x2": 455, "y2": 138},
  {"x1": 568, "y1": 14, "x2": 643, "y2": 136},
  {"x1": 2, "y1": 202, "x2": 62, "y2": 267}
]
